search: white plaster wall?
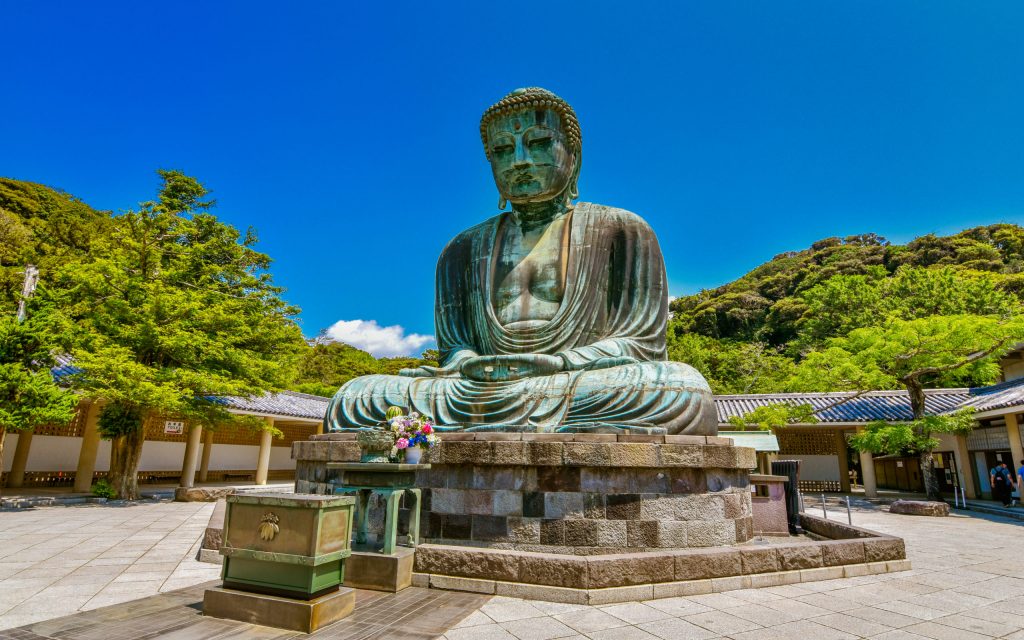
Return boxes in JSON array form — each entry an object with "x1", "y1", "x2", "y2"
[
  {"x1": 1003, "y1": 360, "x2": 1024, "y2": 382},
  {"x1": 2, "y1": 433, "x2": 18, "y2": 471},
  {"x1": 787, "y1": 454, "x2": 840, "y2": 481},
  {"x1": 138, "y1": 441, "x2": 189, "y2": 471},
  {"x1": 6, "y1": 435, "x2": 111, "y2": 472},
  {"x1": 3, "y1": 434, "x2": 294, "y2": 473}
]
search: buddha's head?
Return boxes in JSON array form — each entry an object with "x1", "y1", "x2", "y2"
[{"x1": 480, "y1": 87, "x2": 581, "y2": 209}]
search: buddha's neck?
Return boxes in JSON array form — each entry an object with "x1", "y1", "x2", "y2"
[{"x1": 511, "y1": 200, "x2": 571, "y2": 233}]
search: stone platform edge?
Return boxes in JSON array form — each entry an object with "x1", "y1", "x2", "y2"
[
  {"x1": 295, "y1": 433, "x2": 755, "y2": 469},
  {"x1": 411, "y1": 559, "x2": 911, "y2": 605},
  {"x1": 410, "y1": 512, "x2": 907, "y2": 604}
]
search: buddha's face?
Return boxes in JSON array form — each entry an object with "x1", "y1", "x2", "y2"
[{"x1": 486, "y1": 109, "x2": 576, "y2": 204}]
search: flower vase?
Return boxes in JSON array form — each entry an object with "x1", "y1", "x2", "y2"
[{"x1": 405, "y1": 446, "x2": 423, "y2": 465}]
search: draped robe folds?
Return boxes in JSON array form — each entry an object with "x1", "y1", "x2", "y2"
[{"x1": 325, "y1": 203, "x2": 717, "y2": 435}]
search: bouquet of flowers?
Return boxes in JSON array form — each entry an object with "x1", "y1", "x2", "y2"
[{"x1": 386, "y1": 407, "x2": 439, "y2": 462}]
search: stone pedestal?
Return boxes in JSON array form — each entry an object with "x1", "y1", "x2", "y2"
[
  {"x1": 294, "y1": 432, "x2": 756, "y2": 550},
  {"x1": 344, "y1": 546, "x2": 415, "y2": 592},
  {"x1": 203, "y1": 586, "x2": 355, "y2": 633}
]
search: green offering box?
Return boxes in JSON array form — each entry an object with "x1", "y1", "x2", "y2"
[{"x1": 220, "y1": 493, "x2": 356, "y2": 600}]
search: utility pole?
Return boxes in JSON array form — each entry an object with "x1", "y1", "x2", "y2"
[{"x1": 16, "y1": 264, "x2": 39, "y2": 323}]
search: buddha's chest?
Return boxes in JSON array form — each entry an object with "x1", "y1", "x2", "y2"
[{"x1": 491, "y1": 218, "x2": 569, "y2": 325}]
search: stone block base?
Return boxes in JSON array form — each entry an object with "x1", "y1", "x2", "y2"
[
  {"x1": 293, "y1": 433, "x2": 758, "y2": 550},
  {"x1": 344, "y1": 547, "x2": 415, "y2": 592},
  {"x1": 203, "y1": 586, "x2": 355, "y2": 633}
]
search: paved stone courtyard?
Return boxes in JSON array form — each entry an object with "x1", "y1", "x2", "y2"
[
  {"x1": 1, "y1": 498, "x2": 1022, "y2": 639},
  {"x1": 0, "y1": 500, "x2": 220, "y2": 630},
  {"x1": 438, "y1": 502, "x2": 1024, "y2": 640}
]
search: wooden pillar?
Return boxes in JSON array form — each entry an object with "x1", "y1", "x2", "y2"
[
  {"x1": 954, "y1": 433, "x2": 978, "y2": 499},
  {"x1": 179, "y1": 424, "x2": 203, "y2": 488},
  {"x1": 255, "y1": 418, "x2": 273, "y2": 485},
  {"x1": 7, "y1": 429, "x2": 34, "y2": 489},
  {"x1": 74, "y1": 401, "x2": 103, "y2": 493},
  {"x1": 198, "y1": 430, "x2": 214, "y2": 483},
  {"x1": 1005, "y1": 413, "x2": 1024, "y2": 484},
  {"x1": 859, "y1": 449, "x2": 878, "y2": 498},
  {"x1": 836, "y1": 430, "x2": 851, "y2": 493}
]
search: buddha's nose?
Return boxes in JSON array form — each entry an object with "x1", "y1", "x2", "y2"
[{"x1": 513, "y1": 141, "x2": 531, "y2": 168}]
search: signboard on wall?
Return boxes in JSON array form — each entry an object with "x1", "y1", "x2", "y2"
[{"x1": 164, "y1": 421, "x2": 184, "y2": 435}]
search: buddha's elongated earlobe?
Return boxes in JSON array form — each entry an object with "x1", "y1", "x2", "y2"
[
  {"x1": 498, "y1": 195, "x2": 508, "y2": 210},
  {"x1": 565, "y1": 154, "x2": 581, "y2": 205}
]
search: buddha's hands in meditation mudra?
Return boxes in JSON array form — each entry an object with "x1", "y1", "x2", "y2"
[{"x1": 401, "y1": 353, "x2": 639, "y2": 382}]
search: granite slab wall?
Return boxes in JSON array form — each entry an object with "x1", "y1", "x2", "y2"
[{"x1": 292, "y1": 432, "x2": 757, "y2": 550}]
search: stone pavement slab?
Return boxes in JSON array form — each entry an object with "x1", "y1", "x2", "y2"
[
  {"x1": 437, "y1": 502, "x2": 1024, "y2": 640},
  {"x1": 1, "y1": 498, "x2": 1023, "y2": 639},
  {"x1": 0, "y1": 500, "x2": 221, "y2": 630}
]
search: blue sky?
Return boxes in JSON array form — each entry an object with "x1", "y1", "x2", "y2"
[{"x1": 2, "y1": 2, "x2": 1023, "y2": 356}]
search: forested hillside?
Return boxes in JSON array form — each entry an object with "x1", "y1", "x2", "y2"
[
  {"x1": 0, "y1": 178, "x2": 111, "y2": 306},
  {"x1": 669, "y1": 225, "x2": 1024, "y2": 394}
]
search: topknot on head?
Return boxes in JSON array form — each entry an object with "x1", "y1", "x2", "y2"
[{"x1": 479, "y1": 87, "x2": 581, "y2": 158}]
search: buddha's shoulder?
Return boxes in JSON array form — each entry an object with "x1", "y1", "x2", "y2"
[
  {"x1": 577, "y1": 202, "x2": 655, "y2": 231},
  {"x1": 440, "y1": 216, "x2": 500, "y2": 257}
]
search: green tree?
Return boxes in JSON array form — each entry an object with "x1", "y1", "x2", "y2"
[
  {"x1": 0, "y1": 294, "x2": 78, "y2": 479},
  {"x1": 790, "y1": 315, "x2": 1024, "y2": 500},
  {"x1": 727, "y1": 403, "x2": 818, "y2": 431},
  {"x1": 848, "y1": 411, "x2": 977, "y2": 468},
  {"x1": 666, "y1": 333, "x2": 796, "y2": 395},
  {"x1": 57, "y1": 170, "x2": 305, "y2": 499}
]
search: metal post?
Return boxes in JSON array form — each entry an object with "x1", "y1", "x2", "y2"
[
  {"x1": 846, "y1": 496, "x2": 852, "y2": 524},
  {"x1": 822, "y1": 493, "x2": 828, "y2": 519}
]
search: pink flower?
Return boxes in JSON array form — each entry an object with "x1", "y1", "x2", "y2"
[
  {"x1": 396, "y1": 438, "x2": 409, "y2": 449},
  {"x1": 422, "y1": 424, "x2": 432, "y2": 435}
]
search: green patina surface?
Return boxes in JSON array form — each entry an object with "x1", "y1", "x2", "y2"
[
  {"x1": 220, "y1": 493, "x2": 355, "y2": 599},
  {"x1": 324, "y1": 88, "x2": 716, "y2": 436}
]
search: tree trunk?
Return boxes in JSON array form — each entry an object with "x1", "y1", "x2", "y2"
[
  {"x1": 904, "y1": 376, "x2": 943, "y2": 501},
  {"x1": 919, "y1": 450, "x2": 942, "y2": 502},
  {"x1": 107, "y1": 426, "x2": 145, "y2": 500}
]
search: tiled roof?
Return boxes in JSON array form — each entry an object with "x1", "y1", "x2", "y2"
[
  {"x1": 714, "y1": 389, "x2": 972, "y2": 424},
  {"x1": 217, "y1": 390, "x2": 330, "y2": 420},
  {"x1": 954, "y1": 377, "x2": 1024, "y2": 414},
  {"x1": 51, "y1": 354, "x2": 80, "y2": 379}
]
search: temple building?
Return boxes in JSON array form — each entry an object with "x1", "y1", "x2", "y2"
[
  {"x1": 1, "y1": 383, "x2": 327, "y2": 492},
  {"x1": 718, "y1": 345, "x2": 1024, "y2": 500}
]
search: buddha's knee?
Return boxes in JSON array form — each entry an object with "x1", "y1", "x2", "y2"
[
  {"x1": 571, "y1": 361, "x2": 716, "y2": 435},
  {"x1": 575, "y1": 361, "x2": 712, "y2": 394}
]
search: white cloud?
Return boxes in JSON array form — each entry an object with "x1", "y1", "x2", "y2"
[{"x1": 324, "y1": 319, "x2": 433, "y2": 358}]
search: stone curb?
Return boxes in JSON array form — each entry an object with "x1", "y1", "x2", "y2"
[{"x1": 414, "y1": 559, "x2": 911, "y2": 604}]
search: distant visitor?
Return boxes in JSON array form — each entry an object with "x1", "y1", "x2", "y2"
[{"x1": 326, "y1": 87, "x2": 715, "y2": 434}]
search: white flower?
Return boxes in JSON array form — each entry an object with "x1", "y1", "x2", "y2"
[
  {"x1": 426, "y1": 434, "x2": 438, "y2": 445},
  {"x1": 410, "y1": 411, "x2": 420, "y2": 419}
]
